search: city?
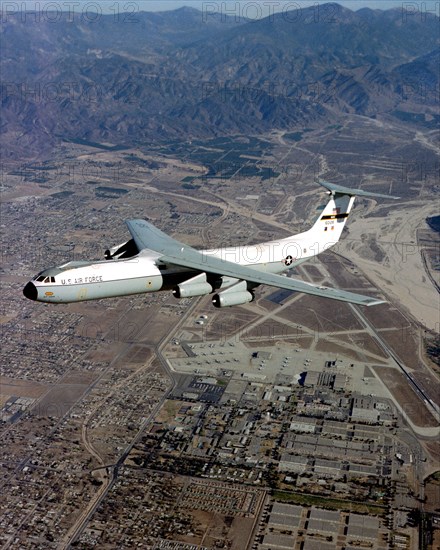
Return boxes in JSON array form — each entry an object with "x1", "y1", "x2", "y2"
[{"x1": 1, "y1": 124, "x2": 439, "y2": 548}]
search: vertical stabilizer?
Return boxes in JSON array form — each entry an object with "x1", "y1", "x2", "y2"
[
  {"x1": 294, "y1": 181, "x2": 399, "y2": 258},
  {"x1": 307, "y1": 192, "x2": 355, "y2": 244}
]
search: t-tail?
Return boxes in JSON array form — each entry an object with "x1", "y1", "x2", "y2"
[{"x1": 281, "y1": 181, "x2": 400, "y2": 261}]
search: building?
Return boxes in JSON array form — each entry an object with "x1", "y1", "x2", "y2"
[{"x1": 278, "y1": 454, "x2": 310, "y2": 474}]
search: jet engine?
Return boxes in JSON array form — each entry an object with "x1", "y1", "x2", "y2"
[
  {"x1": 173, "y1": 273, "x2": 213, "y2": 298},
  {"x1": 105, "y1": 239, "x2": 139, "y2": 260},
  {"x1": 212, "y1": 290, "x2": 254, "y2": 308},
  {"x1": 211, "y1": 280, "x2": 255, "y2": 308}
]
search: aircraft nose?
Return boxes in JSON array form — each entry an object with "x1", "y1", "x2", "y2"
[{"x1": 23, "y1": 282, "x2": 38, "y2": 301}]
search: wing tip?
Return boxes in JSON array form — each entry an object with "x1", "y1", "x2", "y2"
[{"x1": 362, "y1": 298, "x2": 386, "y2": 307}]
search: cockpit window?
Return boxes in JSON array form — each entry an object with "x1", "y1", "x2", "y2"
[{"x1": 34, "y1": 274, "x2": 56, "y2": 283}]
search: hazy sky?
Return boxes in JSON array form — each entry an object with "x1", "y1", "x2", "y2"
[
  {"x1": 139, "y1": 1, "x2": 437, "y2": 11},
  {"x1": 15, "y1": 1, "x2": 440, "y2": 16}
]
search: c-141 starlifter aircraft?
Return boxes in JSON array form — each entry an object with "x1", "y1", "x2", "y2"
[{"x1": 23, "y1": 182, "x2": 399, "y2": 308}]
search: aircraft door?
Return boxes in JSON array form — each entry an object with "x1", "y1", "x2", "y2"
[{"x1": 77, "y1": 287, "x2": 88, "y2": 301}]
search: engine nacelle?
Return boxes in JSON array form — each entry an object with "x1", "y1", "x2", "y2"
[
  {"x1": 105, "y1": 239, "x2": 138, "y2": 260},
  {"x1": 173, "y1": 282, "x2": 213, "y2": 298},
  {"x1": 173, "y1": 273, "x2": 213, "y2": 298},
  {"x1": 212, "y1": 290, "x2": 254, "y2": 308}
]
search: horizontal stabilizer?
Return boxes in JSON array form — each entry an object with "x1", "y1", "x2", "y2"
[{"x1": 319, "y1": 181, "x2": 400, "y2": 200}]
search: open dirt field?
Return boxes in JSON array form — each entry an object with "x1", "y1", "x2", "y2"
[
  {"x1": 378, "y1": 328, "x2": 424, "y2": 370},
  {"x1": 315, "y1": 337, "x2": 386, "y2": 363},
  {"x1": 0, "y1": 376, "x2": 48, "y2": 399},
  {"x1": 203, "y1": 308, "x2": 260, "y2": 340},
  {"x1": 321, "y1": 254, "x2": 376, "y2": 290},
  {"x1": 338, "y1": 202, "x2": 440, "y2": 331},
  {"x1": 242, "y1": 319, "x2": 304, "y2": 340},
  {"x1": 362, "y1": 304, "x2": 412, "y2": 330},
  {"x1": 336, "y1": 333, "x2": 388, "y2": 360},
  {"x1": 424, "y1": 474, "x2": 440, "y2": 514},
  {"x1": 35, "y1": 383, "x2": 90, "y2": 418},
  {"x1": 301, "y1": 264, "x2": 325, "y2": 282},
  {"x1": 411, "y1": 370, "x2": 440, "y2": 408},
  {"x1": 314, "y1": 339, "x2": 364, "y2": 361},
  {"x1": 278, "y1": 294, "x2": 363, "y2": 333},
  {"x1": 372, "y1": 366, "x2": 438, "y2": 428}
]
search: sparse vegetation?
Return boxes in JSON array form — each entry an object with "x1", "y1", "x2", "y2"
[{"x1": 272, "y1": 490, "x2": 387, "y2": 516}]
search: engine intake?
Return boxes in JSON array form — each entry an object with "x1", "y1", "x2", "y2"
[
  {"x1": 173, "y1": 273, "x2": 213, "y2": 298},
  {"x1": 212, "y1": 280, "x2": 256, "y2": 307},
  {"x1": 173, "y1": 282, "x2": 213, "y2": 298},
  {"x1": 212, "y1": 283, "x2": 255, "y2": 308},
  {"x1": 105, "y1": 239, "x2": 138, "y2": 260},
  {"x1": 212, "y1": 290, "x2": 254, "y2": 308}
]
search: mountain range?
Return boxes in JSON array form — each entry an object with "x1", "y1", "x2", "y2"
[{"x1": 1, "y1": 3, "x2": 439, "y2": 160}]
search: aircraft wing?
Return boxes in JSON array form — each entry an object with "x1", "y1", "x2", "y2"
[{"x1": 126, "y1": 219, "x2": 385, "y2": 307}]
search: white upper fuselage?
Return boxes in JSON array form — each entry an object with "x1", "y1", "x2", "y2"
[
  {"x1": 23, "y1": 192, "x2": 355, "y2": 304},
  {"x1": 25, "y1": 232, "x2": 315, "y2": 304},
  {"x1": 25, "y1": 254, "x2": 163, "y2": 303}
]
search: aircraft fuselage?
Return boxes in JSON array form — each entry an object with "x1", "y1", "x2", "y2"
[
  {"x1": 23, "y1": 256, "x2": 163, "y2": 303},
  {"x1": 23, "y1": 246, "x2": 292, "y2": 304},
  {"x1": 24, "y1": 182, "x2": 394, "y2": 308}
]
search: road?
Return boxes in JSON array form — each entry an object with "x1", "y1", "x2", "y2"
[{"x1": 348, "y1": 302, "x2": 440, "y2": 431}]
